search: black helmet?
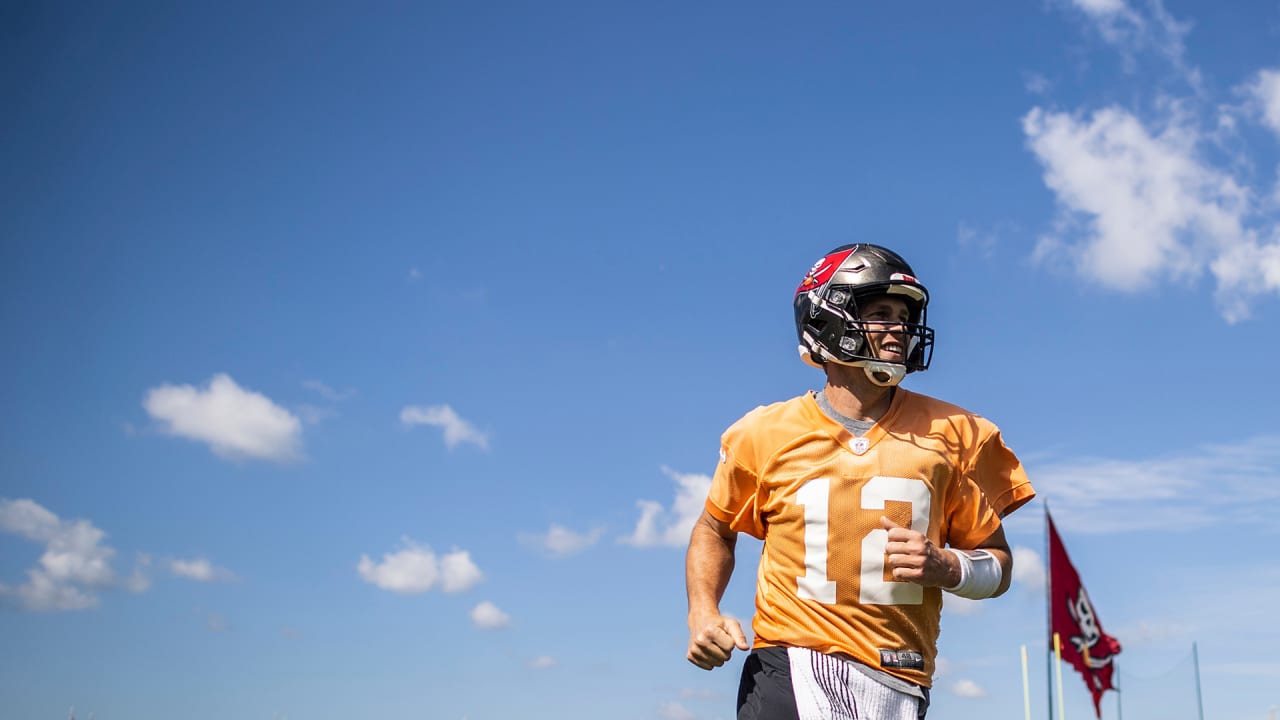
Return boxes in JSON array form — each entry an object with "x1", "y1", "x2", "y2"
[{"x1": 793, "y1": 244, "x2": 934, "y2": 386}]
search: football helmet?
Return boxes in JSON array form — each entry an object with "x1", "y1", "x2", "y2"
[{"x1": 794, "y1": 244, "x2": 934, "y2": 386}]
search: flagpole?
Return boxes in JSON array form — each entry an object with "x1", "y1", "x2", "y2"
[
  {"x1": 1045, "y1": 503, "x2": 1055, "y2": 720},
  {"x1": 1192, "y1": 642, "x2": 1205, "y2": 720},
  {"x1": 1021, "y1": 644, "x2": 1032, "y2": 720},
  {"x1": 1114, "y1": 658, "x2": 1122, "y2": 720}
]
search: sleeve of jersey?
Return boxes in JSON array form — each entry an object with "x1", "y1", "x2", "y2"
[
  {"x1": 966, "y1": 429, "x2": 1036, "y2": 518},
  {"x1": 942, "y1": 473, "x2": 1003, "y2": 550},
  {"x1": 704, "y1": 421, "x2": 766, "y2": 540}
]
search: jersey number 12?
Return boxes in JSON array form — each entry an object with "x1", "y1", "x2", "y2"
[{"x1": 795, "y1": 476, "x2": 931, "y2": 606}]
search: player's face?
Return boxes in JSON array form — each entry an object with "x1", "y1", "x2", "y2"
[{"x1": 858, "y1": 296, "x2": 911, "y2": 363}]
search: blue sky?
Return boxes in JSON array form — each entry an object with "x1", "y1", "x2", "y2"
[{"x1": 2, "y1": 1, "x2": 1279, "y2": 719}]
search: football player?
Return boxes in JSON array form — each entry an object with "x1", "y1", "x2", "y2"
[{"x1": 685, "y1": 244, "x2": 1036, "y2": 720}]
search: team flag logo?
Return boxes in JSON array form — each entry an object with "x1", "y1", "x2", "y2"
[
  {"x1": 796, "y1": 247, "x2": 856, "y2": 295},
  {"x1": 1048, "y1": 510, "x2": 1123, "y2": 718}
]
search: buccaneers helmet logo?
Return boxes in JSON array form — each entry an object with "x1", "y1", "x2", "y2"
[{"x1": 795, "y1": 248, "x2": 856, "y2": 295}]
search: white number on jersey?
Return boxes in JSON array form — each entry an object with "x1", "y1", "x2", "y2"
[{"x1": 795, "y1": 476, "x2": 932, "y2": 606}]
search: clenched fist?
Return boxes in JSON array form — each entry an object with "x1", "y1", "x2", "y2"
[
  {"x1": 880, "y1": 516, "x2": 961, "y2": 588},
  {"x1": 687, "y1": 613, "x2": 750, "y2": 670}
]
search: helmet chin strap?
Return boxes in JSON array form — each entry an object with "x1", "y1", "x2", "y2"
[
  {"x1": 799, "y1": 343, "x2": 907, "y2": 387},
  {"x1": 854, "y1": 360, "x2": 907, "y2": 387}
]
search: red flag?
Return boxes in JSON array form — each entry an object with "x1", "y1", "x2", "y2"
[{"x1": 1048, "y1": 510, "x2": 1122, "y2": 718}]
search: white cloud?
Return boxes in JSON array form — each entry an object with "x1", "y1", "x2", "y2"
[
  {"x1": 1063, "y1": 0, "x2": 1192, "y2": 76},
  {"x1": 1246, "y1": 69, "x2": 1280, "y2": 137},
  {"x1": 957, "y1": 222, "x2": 990, "y2": 255},
  {"x1": 528, "y1": 655, "x2": 557, "y2": 669},
  {"x1": 470, "y1": 601, "x2": 510, "y2": 629},
  {"x1": 400, "y1": 404, "x2": 489, "y2": 451},
  {"x1": 1027, "y1": 6, "x2": 1280, "y2": 322},
  {"x1": 1021, "y1": 434, "x2": 1280, "y2": 534},
  {"x1": 1024, "y1": 105, "x2": 1280, "y2": 321},
  {"x1": 933, "y1": 656, "x2": 954, "y2": 679},
  {"x1": 301, "y1": 380, "x2": 354, "y2": 402},
  {"x1": 520, "y1": 524, "x2": 603, "y2": 557},
  {"x1": 144, "y1": 374, "x2": 302, "y2": 462},
  {"x1": 950, "y1": 679, "x2": 987, "y2": 698},
  {"x1": 296, "y1": 380, "x2": 352, "y2": 425},
  {"x1": 622, "y1": 467, "x2": 711, "y2": 548},
  {"x1": 356, "y1": 538, "x2": 482, "y2": 594},
  {"x1": 658, "y1": 702, "x2": 697, "y2": 720},
  {"x1": 1024, "y1": 71, "x2": 1051, "y2": 96},
  {"x1": 295, "y1": 404, "x2": 335, "y2": 425},
  {"x1": 0, "y1": 497, "x2": 61, "y2": 540},
  {"x1": 1069, "y1": 0, "x2": 1143, "y2": 43},
  {"x1": 957, "y1": 220, "x2": 1018, "y2": 258},
  {"x1": 125, "y1": 553, "x2": 152, "y2": 593},
  {"x1": 170, "y1": 558, "x2": 235, "y2": 583},
  {"x1": 439, "y1": 550, "x2": 484, "y2": 592},
  {"x1": 1012, "y1": 546, "x2": 1046, "y2": 594},
  {"x1": 0, "y1": 498, "x2": 119, "y2": 611},
  {"x1": 1070, "y1": 0, "x2": 1127, "y2": 16},
  {"x1": 357, "y1": 540, "x2": 438, "y2": 593}
]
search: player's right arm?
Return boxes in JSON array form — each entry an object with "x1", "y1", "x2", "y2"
[{"x1": 685, "y1": 509, "x2": 750, "y2": 670}]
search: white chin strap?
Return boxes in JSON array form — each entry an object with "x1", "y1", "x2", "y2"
[
  {"x1": 797, "y1": 345, "x2": 907, "y2": 387},
  {"x1": 853, "y1": 360, "x2": 906, "y2": 387}
]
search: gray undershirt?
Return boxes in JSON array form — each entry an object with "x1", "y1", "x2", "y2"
[
  {"x1": 812, "y1": 389, "x2": 927, "y2": 702},
  {"x1": 814, "y1": 389, "x2": 876, "y2": 437}
]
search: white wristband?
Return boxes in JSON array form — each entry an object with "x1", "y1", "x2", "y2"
[{"x1": 944, "y1": 548, "x2": 1003, "y2": 599}]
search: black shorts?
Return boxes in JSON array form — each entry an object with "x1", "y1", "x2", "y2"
[
  {"x1": 737, "y1": 647, "x2": 801, "y2": 720},
  {"x1": 736, "y1": 648, "x2": 929, "y2": 720}
]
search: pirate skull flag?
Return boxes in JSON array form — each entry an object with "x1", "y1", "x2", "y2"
[{"x1": 1048, "y1": 510, "x2": 1123, "y2": 718}]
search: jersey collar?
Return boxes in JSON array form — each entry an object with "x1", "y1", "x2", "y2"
[{"x1": 802, "y1": 388, "x2": 912, "y2": 457}]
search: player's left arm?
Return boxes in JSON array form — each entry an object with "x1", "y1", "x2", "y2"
[{"x1": 881, "y1": 517, "x2": 1013, "y2": 598}]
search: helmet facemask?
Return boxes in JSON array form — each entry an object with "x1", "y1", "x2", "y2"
[{"x1": 800, "y1": 285, "x2": 934, "y2": 386}]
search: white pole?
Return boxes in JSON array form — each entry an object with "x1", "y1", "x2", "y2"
[
  {"x1": 1021, "y1": 644, "x2": 1032, "y2": 720},
  {"x1": 1054, "y1": 632, "x2": 1067, "y2": 720},
  {"x1": 1192, "y1": 642, "x2": 1205, "y2": 720}
]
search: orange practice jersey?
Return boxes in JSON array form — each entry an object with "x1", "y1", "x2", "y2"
[{"x1": 705, "y1": 390, "x2": 1035, "y2": 687}]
